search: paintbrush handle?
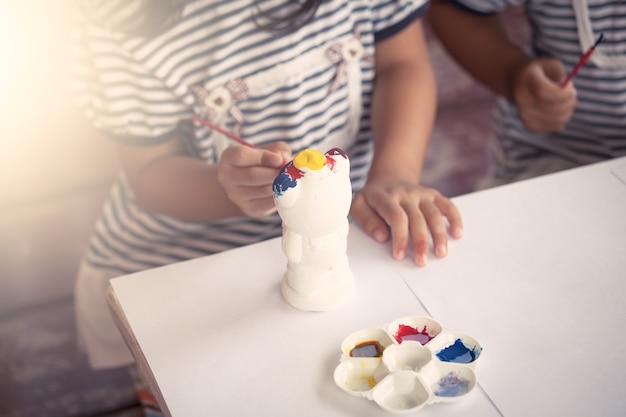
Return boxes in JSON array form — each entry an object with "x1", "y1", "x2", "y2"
[
  {"x1": 560, "y1": 34, "x2": 604, "y2": 87},
  {"x1": 191, "y1": 114, "x2": 257, "y2": 148}
]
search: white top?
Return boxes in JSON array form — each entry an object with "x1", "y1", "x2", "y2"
[{"x1": 109, "y1": 156, "x2": 626, "y2": 416}]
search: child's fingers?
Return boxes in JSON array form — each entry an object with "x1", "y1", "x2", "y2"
[
  {"x1": 222, "y1": 145, "x2": 265, "y2": 167},
  {"x1": 402, "y1": 200, "x2": 429, "y2": 266},
  {"x1": 353, "y1": 184, "x2": 464, "y2": 266},
  {"x1": 220, "y1": 163, "x2": 283, "y2": 187},
  {"x1": 369, "y1": 196, "x2": 410, "y2": 261},
  {"x1": 420, "y1": 201, "x2": 450, "y2": 259},
  {"x1": 436, "y1": 195, "x2": 463, "y2": 239},
  {"x1": 260, "y1": 150, "x2": 286, "y2": 169},
  {"x1": 527, "y1": 59, "x2": 568, "y2": 101},
  {"x1": 220, "y1": 145, "x2": 289, "y2": 192},
  {"x1": 541, "y1": 58, "x2": 567, "y2": 86},
  {"x1": 223, "y1": 144, "x2": 286, "y2": 170},
  {"x1": 349, "y1": 194, "x2": 390, "y2": 244},
  {"x1": 262, "y1": 141, "x2": 292, "y2": 166},
  {"x1": 237, "y1": 195, "x2": 278, "y2": 218},
  {"x1": 229, "y1": 183, "x2": 279, "y2": 201}
]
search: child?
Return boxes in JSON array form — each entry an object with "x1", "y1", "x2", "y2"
[
  {"x1": 72, "y1": 0, "x2": 462, "y2": 411},
  {"x1": 428, "y1": 0, "x2": 626, "y2": 187}
]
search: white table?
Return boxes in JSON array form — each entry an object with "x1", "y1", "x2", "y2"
[
  {"x1": 108, "y1": 156, "x2": 626, "y2": 417},
  {"x1": 398, "y1": 156, "x2": 626, "y2": 417}
]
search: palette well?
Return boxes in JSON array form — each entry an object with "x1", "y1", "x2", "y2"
[{"x1": 333, "y1": 315, "x2": 482, "y2": 414}]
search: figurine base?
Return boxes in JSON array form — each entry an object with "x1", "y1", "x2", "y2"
[{"x1": 281, "y1": 272, "x2": 354, "y2": 312}]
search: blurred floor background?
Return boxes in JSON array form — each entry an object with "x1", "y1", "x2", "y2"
[{"x1": 0, "y1": 2, "x2": 528, "y2": 416}]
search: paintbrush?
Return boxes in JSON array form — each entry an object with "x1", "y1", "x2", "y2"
[
  {"x1": 560, "y1": 33, "x2": 605, "y2": 87},
  {"x1": 191, "y1": 114, "x2": 257, "y2": 148}
]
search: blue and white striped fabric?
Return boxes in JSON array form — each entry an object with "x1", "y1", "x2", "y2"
[
  {"x1": 452, "y1": 0, "x2": 626, "y2": 181},
  {"x1": 72, "y1": 0, "x2": 428, "y2": 275}
]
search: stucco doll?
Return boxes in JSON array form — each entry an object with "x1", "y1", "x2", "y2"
[{"x1": 272, "y1": 148, "x2": 354, "y2": 311}]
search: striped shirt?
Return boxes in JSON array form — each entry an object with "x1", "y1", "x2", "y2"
[
  {"x1": 72, "y1": 0, "x2": 428, "y2": 275},
  {"x1": 453, "y1": 0, "x2": 626, "y2": 181}
]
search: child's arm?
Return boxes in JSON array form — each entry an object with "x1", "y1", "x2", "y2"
[
  {"x1": 350, "y1": 19, "x2": 462, "y2": 267},
  {"x1": 428, "y1": 0, "x2": 576, "y2": 132},
  {"x1": 428, "y1": 0, "x2": 531, "y2": 100},
  {"x1": 117, "y1": 136, "x2": 291, "y2": 221}
]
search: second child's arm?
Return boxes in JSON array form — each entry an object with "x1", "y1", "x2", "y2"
[
  {"x1": 350, "y1": 19, "x2": 462, "y2": 267},
  {"x1": 427, "y1": 0, "x2": 531, "y2": 100},
  {"x1": 428, "y1": 0, "x2": 577, "y2": 132}
]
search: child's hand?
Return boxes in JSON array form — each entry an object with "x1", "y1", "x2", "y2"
[
  {"x1": 350, "y1": 177, "x2": 463, "y2": 266},
  {"x1": 218, "y1": 142, "x2": 291, "y2": 218},
  {"x1": 513, "y1": 57, "x2": 577, "y2": 133}
]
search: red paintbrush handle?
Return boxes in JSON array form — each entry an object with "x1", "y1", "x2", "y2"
[
  {"x1": 191, "y1": 114, "x2": 257, "y2": 148},
  {"x1": 561, "y1": 34, "x2": 604, "y2": 87}
]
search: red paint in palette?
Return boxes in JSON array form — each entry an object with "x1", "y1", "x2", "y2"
[{"x1": 393, "y1": 324, "x2": 434, "y2": 345}]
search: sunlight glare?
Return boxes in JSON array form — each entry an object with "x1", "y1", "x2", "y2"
[{"x1": 0, "y1": 5, "x2": 26, "y2": 108}]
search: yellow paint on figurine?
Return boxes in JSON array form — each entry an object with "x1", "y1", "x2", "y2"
[{"x1": 293, "y1": 149, "x2": 325, "y2": 171}]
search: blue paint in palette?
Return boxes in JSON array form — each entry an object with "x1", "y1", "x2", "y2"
[
  {"x1": 434, "y1": 371, "x2": 469, "y2": 397},
  {"x1": 436, "y1": 339, "x2": 479, "y2": 364}
]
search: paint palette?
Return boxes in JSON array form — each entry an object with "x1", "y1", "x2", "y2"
[{"x1": 333, "y1": 315, "x2": 482, "y2": 414}]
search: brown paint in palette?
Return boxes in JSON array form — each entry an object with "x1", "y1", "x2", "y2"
[{"x1": 349, "y1": 340, "x2": 385, "y2": 358}]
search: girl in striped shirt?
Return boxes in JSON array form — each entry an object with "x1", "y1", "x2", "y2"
[{"x1": 72, "y1": 2, "x2": 462, "y2": 412}]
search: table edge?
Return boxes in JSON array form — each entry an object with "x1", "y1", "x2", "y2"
[{"x1": 106, "y1": 285, "x2": 173, "y2": 417}]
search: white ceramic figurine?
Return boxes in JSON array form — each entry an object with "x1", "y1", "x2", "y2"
[{"x1": 272, "y1": 148, "x2": 354, "y2": 311}]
